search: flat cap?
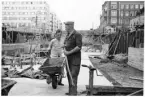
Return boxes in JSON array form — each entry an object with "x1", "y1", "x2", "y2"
[{"x1": 64, "y1": 21, "x2": 74, "y2": 25}]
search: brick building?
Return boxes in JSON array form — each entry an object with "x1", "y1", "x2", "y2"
[{"x1": 99, "y1": 1, "x2": 144, "y2": 34}]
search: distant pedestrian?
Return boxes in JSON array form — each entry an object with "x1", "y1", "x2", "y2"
[{"x1": 63, "y1": 21, "x2": 82, "y2": 95}]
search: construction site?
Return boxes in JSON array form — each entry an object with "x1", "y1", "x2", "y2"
[
  {"x1": 2, "y1": 1, "x2": 144, "y2": 96},
  {"x1": 2, "y1": 21, "x2": 144, "y2": 96}
]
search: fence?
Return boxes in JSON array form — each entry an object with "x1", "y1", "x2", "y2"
[{"x1": 108, "y1": 30, "x2": 129, "y2": 55}]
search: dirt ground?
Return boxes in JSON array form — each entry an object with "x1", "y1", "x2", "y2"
[{"x1": 3, "y1": 52, "x2": 112, "y2": 96}]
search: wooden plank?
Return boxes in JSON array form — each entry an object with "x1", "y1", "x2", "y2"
[
  {"x1": 89, "y1": 56, "x2": 143, "y2": 88},
  {"x1": 127, "y1": 89, "x2": 143, "y2": 96},
  {"x1": 128, "y1": 47, "x2": 143, "y2": 71},
  {"x1": 86, "y1": 85, "x2": 143, "y2": 94},
  {"x1": 126, "y1": 33, "x2": 128, "y2": 53},
  {"x1": 129, "y1": 77, "x2": 143, "y2": 81},
  {"x1": 89, "y1": 56, "x2": 122, "y2": 86}
]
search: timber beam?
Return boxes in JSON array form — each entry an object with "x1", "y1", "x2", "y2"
[{"x1": 86, "y1": 85, "x2": 143, "y2": 95}]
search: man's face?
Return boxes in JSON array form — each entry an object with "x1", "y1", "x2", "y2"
[{"x1": 65, "y1": 24, "x2": 70, "y2": 32}]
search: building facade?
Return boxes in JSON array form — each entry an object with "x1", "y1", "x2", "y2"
[
  {"x1": 2, "y1": 1, "x2": 63, "y2": 34},
  {"x1": 99, "y1": 1, "x2": 144, "y2": 34},
  {"x1": 130, "y1": 7, "x2": 144, "y2": 32},
  {"x1": 49, "y1": 12, "x2": 63, "y2": 33}
]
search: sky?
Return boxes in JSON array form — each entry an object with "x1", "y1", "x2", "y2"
[{"x1": 47, "y1": 0, "x2": 105, "y2": 30}]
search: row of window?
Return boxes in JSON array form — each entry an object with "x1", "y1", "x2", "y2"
[
  {"x1": 111, "y1": 3, "x2": 144, "y2": 9},
  {"x1": 111, "y1": 10, "x2": 138, "y2": 17},
  {"x1": 2, "y1": 1, "x2": 46, "y2": 5},
  {"x1": 3, "y1": 23, "x2": 31, "y2": 27},
  {"x1": 120, "y1": 4, "x2": 143, "y2": 9},
  {"x1": 111, "y1": 18, "x2": 130, "y2": 25},
  {"x1": 3, "y1": 7, "x2": 46, "y2": 10},
  {"x1": 120, "y1": 11, "x2": 138, "y2": 17},
  {"x1": 119, "y1": 19, "x2": 130, "y2": 25},
  {"x1": 3, "y1": 23, "x2": 59, "y2": 28},
  {"x1": 2, "y1": 17, "x2": 46, "y2": 20},
  {"x1": 2, "y1": 12, "x2": 47, "y2": 15}
]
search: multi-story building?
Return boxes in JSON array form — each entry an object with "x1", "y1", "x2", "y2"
[
  {"x1": 2, "y1": 1, "x2": 50, "y2": 32},
  {"x1": 99, "y1": 1, "x2": 144, "y2": 34},
  {"x1": 49, "y1": 12, "x2": 63, "y2": 33},
  {"x1": 130, "y1": 7, "x2": 144, "y2": 32},
  {"x1": 2, "y1": 1, "x2": 63, "y2": 34}
]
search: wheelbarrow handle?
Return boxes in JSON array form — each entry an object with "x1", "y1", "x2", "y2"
[
  {"x1": 82, "y1": 64, "x2": 88, "y2": 68},
  {"x1": 82, "y1": 64, "x2": 96, "y2": 70}
]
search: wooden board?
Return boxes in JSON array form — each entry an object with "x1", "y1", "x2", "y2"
[
  {"x1": 89, "y1": 56, "x2": 143, "y2": 88},
  {"x1": 86, "y1": 85, "x2": 143, "y2": 94},
  {"x1": 128, "y1": 47, "x2": 144, "y2": 71}
]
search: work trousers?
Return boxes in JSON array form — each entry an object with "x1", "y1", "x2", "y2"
[{"x1": 66, "y1": 63, "x2": 80, "y2": 95}]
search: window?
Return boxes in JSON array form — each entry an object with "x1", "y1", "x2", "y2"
[
  {"x1": 11, "y1": 7, "x2": 14, "y2": 10},
  {"x1": 130, "y1": 4, "x2": 134, "y2": 9},
  {"x1": 111, "y1": 18, "x2": 117, "y2": 24},
  {"x1": 125, "y1": 19, "x2": 129, "y2": 25},
  {"x1": 39, "y1": 7, "x2": 42, "y2": 10},
  {"x1": 125, "y1": 11, "x2": 129, "y2": 16},
  {"x1": 19, "y1": 12, "x2": 22, "y2": 15},
  {"x1": 40, "y1": 1, "x2": 42, "y2": 4},
  {"x1": 121, "y1": 4, "x2": 124, "y2": 9},
  {"x1": 135, "y1": 4, "x2": 138, "y2": 9},
  {"x1": 22, "y1": 12, "x2": 25, "y2": 15},
  {"x1": 31, "y1": 12, "x2": 35, "y2": 15},
  {"x1": 21, "y1": 2, "x2": 24, "y2": 4},
  {"x1": 12, "y1": 2, "x2": 15, "y2": 4},
  {"x1": 33, "y1": 7, "x2": 35, "y2": 9},
  {"x1": 126, "y1": 4, "x2": 129, "y2": 9},
  {"x1": 12, "y1": 12, "x2": 15, "y2": 15},
  {"x1": 2, "y1": 17, "x2": 7, "y2": 20},
  {"x1": 5, "y1": 7, "x2": 9, "y2": 10},
  {"x1": 119, "y1": 19, "x2": 123, "y2": 24},
  {"x1": 120, "y1": 11, "x2": 123, "y2": 16},
  {"x1": 134, "y1": 11, "x2": 137, "y2": 16},
  {"x1": 2, "y1": 12, "x2": 5, "y2": 15},
  {"x1": 130, "y1": 11, "x2": 134, "y2": 16},
  {"x1": 111, "y1": 10, "x2": 117, "y2": 16},
  {"x1": 19, "y1": 17, "x2": 23, "y2": 20},
  {"x1": 140, "y1": 5, "x2": 143, "y2": 9},
  {"x1": 111, "y1": 4, "x2": 117, "y2": 9}
]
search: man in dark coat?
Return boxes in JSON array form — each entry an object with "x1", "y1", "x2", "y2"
[{"x1": 63, "y1": 21, "x2": 82, "y2": 95}]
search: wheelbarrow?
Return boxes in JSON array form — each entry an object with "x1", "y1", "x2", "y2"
[
  {"x1": 39, "y1": 57, "x2": 65, "y2": 89},
  {"x1": 2, "y1": 79, "x2": 17, "y2": 96}
]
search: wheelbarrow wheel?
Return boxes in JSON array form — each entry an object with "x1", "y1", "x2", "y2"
[{"x1": 52, "y1": 76, "x2": 57, "y2": 89}]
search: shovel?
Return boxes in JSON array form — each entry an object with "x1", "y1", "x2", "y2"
[{"x1": 64, "y1": 55, "x2": 75, "y2": 86}]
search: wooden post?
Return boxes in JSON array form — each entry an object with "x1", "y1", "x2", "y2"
[
  {"x1": 113, "y1": 34, "x2": 121, "y2": 55},
  {"x1": 88, "y1": 67, "x2": 96, "y2": 95},
  {"x1": 126, "y1": 32, "x2": 129, "y2": 55}
]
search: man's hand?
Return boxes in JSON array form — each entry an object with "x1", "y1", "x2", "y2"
[{"x1": 63, "y1": 49, "x2": 71, "y2": 56}]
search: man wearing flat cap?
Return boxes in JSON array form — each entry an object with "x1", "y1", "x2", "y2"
[{"x1": 63, "y1": 21, "x2": 82, "y2": 95}]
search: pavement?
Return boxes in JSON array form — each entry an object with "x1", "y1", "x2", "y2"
[{"x1": 7, "y1": 51, "x2": 113, "y2": 96}]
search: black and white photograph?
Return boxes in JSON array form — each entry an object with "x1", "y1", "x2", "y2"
[{"x1": 1, "y1": 0, "x2": 144, "y2": 96}]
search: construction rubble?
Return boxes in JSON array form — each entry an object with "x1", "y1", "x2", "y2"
[
  {"x1": 2, "y1": 53, "x2": 50, "y2": 81},
  {"x1": 2, "y1": 66, "x2": 49, "y2": 80}
]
